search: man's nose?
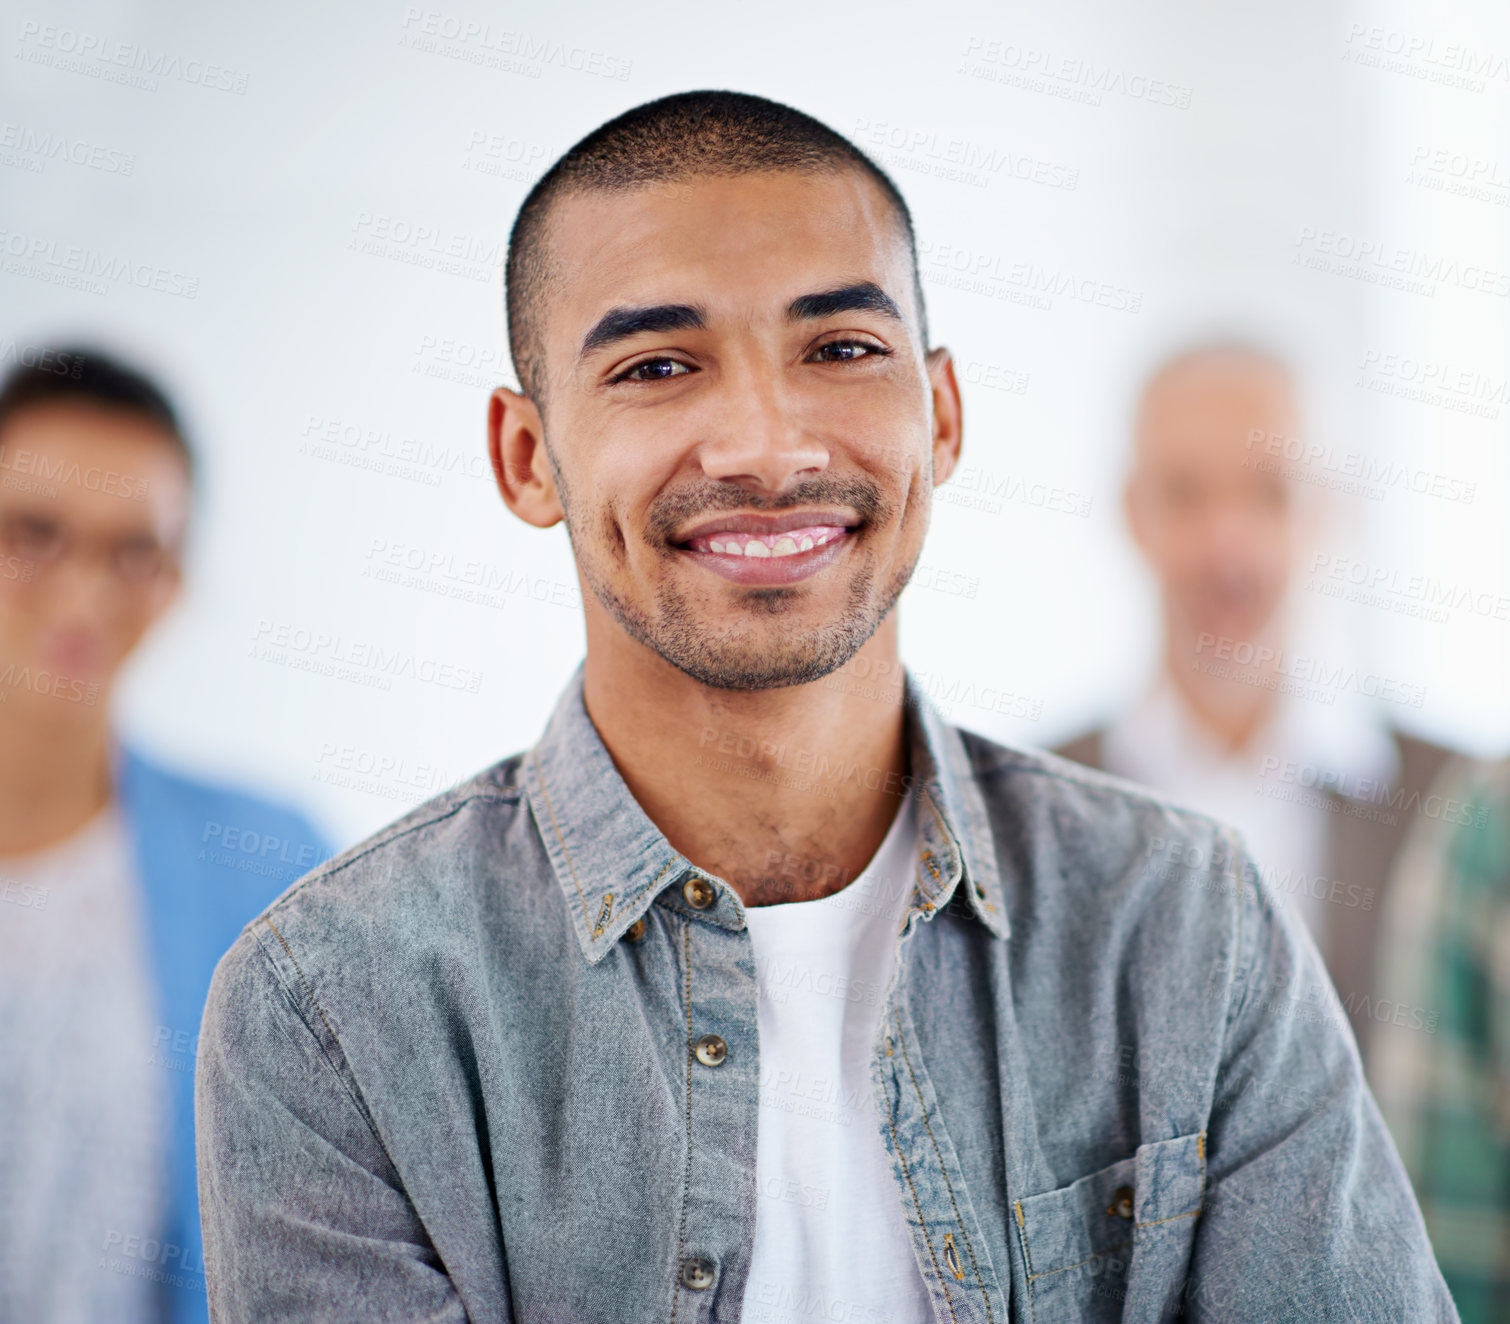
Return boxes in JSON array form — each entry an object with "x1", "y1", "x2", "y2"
[
  {"x1": 1213, "y1": 504, "x2": 1291, "y2": 566},
  {"x1": 694, "y1": 363, "x2": 830, "y2": 492},
  {"x1": 45, "y1": 550, "x2": 124, "y2": 616}
]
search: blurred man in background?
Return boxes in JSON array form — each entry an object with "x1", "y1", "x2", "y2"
[
  {"x1": 0, "y1": 348, "x2": 332, "y2": 1324},
  {"x1": 1371, "y1": 753, "x2": 1510, "y2": 1321},
  {"x1": 1055, "y1": 341, "x2": 1454, "y2": 1077}
]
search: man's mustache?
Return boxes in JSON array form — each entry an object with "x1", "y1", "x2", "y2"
[{"x1": 646, "y1": 477, "x2": 889, "y2": 544}]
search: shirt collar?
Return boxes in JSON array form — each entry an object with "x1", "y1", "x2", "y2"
[{"x1": 525, "y1": 662, "x2": 1009, "y2": 965}]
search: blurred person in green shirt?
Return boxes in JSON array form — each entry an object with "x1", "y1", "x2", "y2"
[{"x1": 1374, "y1": 754, "x2": 1510, "y2": 1321}]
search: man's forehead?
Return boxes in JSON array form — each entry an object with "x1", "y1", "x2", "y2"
[
  {"x1": 1138, "y1": 359, "x2": 1298, "y2": 448},
  {"x1": 0, "y1": 404, "x2": 189, "y2": 529},
  {"x1": 543, "y1": 170, "x2": 913, "y2": 333}
]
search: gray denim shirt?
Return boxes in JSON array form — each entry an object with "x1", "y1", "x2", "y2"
[{"x1": 196, "y1": 665, "x2": 1457, "y2": 1322}]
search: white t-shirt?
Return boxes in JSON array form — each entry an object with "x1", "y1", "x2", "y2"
[
  {"x1": 0, "y1": 804, "x2": 169, "y2": 1324},
  {"x1": 740, "y1": 788, "x2": 933, "y2": 1323}
]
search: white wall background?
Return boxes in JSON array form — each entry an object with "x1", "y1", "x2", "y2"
[{"x1": 5, "y1": 0, "x2": 1507, "y2": 848}]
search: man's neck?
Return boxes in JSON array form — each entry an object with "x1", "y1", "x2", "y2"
[
  {"x1": 583, "y1": 624, "x2": 910, "y2": 909},
  {"x1": 0, "y1": 703, "x2": 113, "y2": 856},
  {"x1": 1164, "y1": 635, "x2": 1279, "y2": 755}
]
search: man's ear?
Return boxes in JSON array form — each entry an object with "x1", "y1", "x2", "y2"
[
  {"x1": 925, "y1": 347, "x2": 963, "y2": 486},
  {"x1": 142, "y1": 556, "x2": 183, "y2": 632},
  {"x1": 1123, "y1": 471, "x2": 1151, "y2": 556},
  {"x1": 488, "y1": 386, "x2": 564, "y2": 528}
]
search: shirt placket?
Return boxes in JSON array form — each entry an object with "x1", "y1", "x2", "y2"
[
  {"x1": 663, "y1": 871, "x2": 762, "y2": 1323},
  {"x1": 868, "y1": 811, "x2": 1010, "y2": 1324}
]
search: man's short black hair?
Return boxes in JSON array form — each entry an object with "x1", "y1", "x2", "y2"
[
  {"x1": 505, "y1": 89, "x2": 929, "y2": 405},
  {"x1": 0, "y1": 345, "x2": 195, "y2": 483}
]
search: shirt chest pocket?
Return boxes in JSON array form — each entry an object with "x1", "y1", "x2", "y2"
[{"x1": 1013, "y1": 1129, "x2": 1206, "y2": 1324}]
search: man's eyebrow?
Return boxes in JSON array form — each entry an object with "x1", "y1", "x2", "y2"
[
  {"x1": 786, "y1": 282, "x2": 902, "y2": 323},
  {"x1": 575, "y1": 283, "x2": 901, "y2": 365},
  {"x1": 578, "y1": 304, "x2": 706, "y2": 362}
]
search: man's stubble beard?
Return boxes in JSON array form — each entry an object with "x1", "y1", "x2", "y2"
[
  {"x1": 555, "y1": 458, "x2": 923, "y2": 692},
  {"x1": 584, "y1": 550, "x2": 916, "y2": 692}
]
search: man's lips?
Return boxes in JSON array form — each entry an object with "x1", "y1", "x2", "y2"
[
  {"x1": 674, "y1": 509, "x2": 859, "y2": 543},
  {"x1": 39, "y1": 631, "x2": 108, "y2": 676},
  {"x1": 672, "y1": 513, "x2": 858, "y2": 585}
]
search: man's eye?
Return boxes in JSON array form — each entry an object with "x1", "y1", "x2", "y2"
[
  {"x1": 613, "y1": 357, "x2": 691, "y2": 383},
  {"x1": 811, "y1": 340, "x2": 889, "y2": 363},
  {"x1": 2, "y1": 516, "x2": 61, "y2": 555},
  {"x1": 1161, "y1": 477, "x2": 1202, "y2": 510}
]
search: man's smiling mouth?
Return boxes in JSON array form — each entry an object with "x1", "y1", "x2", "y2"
[
  {"x1": 685, "y1": 525, "x2": 847, "y2": 558},
  {"x1": 671, "y1": 511, "x2": 859, "y2": 583}
]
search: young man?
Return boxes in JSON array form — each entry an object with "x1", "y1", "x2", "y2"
[
  {"x1": 196, "y1": 93, "x2": 1455, "y2": 1321},
  {"x1": 0, "y1": 349, "x2": 332, "y2": 1323},
  {"x1": 1055, "y1": 343, "x2": 1454, "y2": 1078}
]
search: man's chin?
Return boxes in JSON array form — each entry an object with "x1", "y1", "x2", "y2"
[
  {"x1": 1181, "y1": 612, "x2": 1278, "y2": 658},
  {"x1": 584, "y1": 548, "x2": 907, "y2": 693},
  {"x1": 660, "y1": 640, "x2": 859, "y2": 692}
]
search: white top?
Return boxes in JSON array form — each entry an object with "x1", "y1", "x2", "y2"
[
  {"x1": 1102, "y1": 678, "x2": 1399, "y2": 944},
  {"x1": 0, "y1": 804, "x2": 169, "y2": 1324},
  {"x1": 740, "y1": 788, "x2": 933, "y2": 1323}
]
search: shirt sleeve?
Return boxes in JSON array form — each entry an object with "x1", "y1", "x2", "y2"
[
  {"x1": 194, "y1": 921, "x2": 473, "y2": 1323},
  {"x1": 1183, "y1": 830, "x2": 1459, "y2": 1321}
]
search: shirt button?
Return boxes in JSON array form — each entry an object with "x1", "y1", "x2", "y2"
[
  {"x1": 624, "y1": 917, "x2": 647, "y2": 943},
  {"x1": 1107, "y1": 1184, "x2": 1135, "y2": 1220},
  {"x1": 680, "y1": 1257, "x2": 716, "y2": 1290},
  {"x1": 683, "y1": 876, "x2": 716, "y2": 910},
  {"x1": 694, "y1": 1034, "x2": 727, "y2": 1067}
]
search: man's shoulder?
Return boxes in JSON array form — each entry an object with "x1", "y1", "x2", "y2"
[
  {"x1": 119, "y1": 743, "x2": 328, "y2": 845},
  {"x1": 959, "y1": 723, "x2": 1232, "y2": 833},
  {"x1": 1387, "y1": 725, "x2": 1456, "y2": 793},
  {"x1": 117, "y1": 743, "x2": 334, "y2": 903},
  {"x1": 205, "y1": 747, "x2": 558, "y2": 1034},
  {"x1": 1044, "y1": 724, "x2": 1108, "y2": 772},
  {"x1": 114, "y1": 744, "x2": 339, "y2": 945},
  {"x1": 225, "y1": 750, "x2": 539, "y2": 953},
  {"x1": 952, "y1": 724, "x2": 1252, "y2": 913}
]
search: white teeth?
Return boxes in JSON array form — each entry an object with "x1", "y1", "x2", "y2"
[{"x1": 701, "y1": 529, "x2": 843, "y2": 557}]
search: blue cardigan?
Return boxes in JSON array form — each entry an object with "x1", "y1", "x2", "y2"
[{"x1": 113, "y1": 744, "x2": 333, "y2": 1324}]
